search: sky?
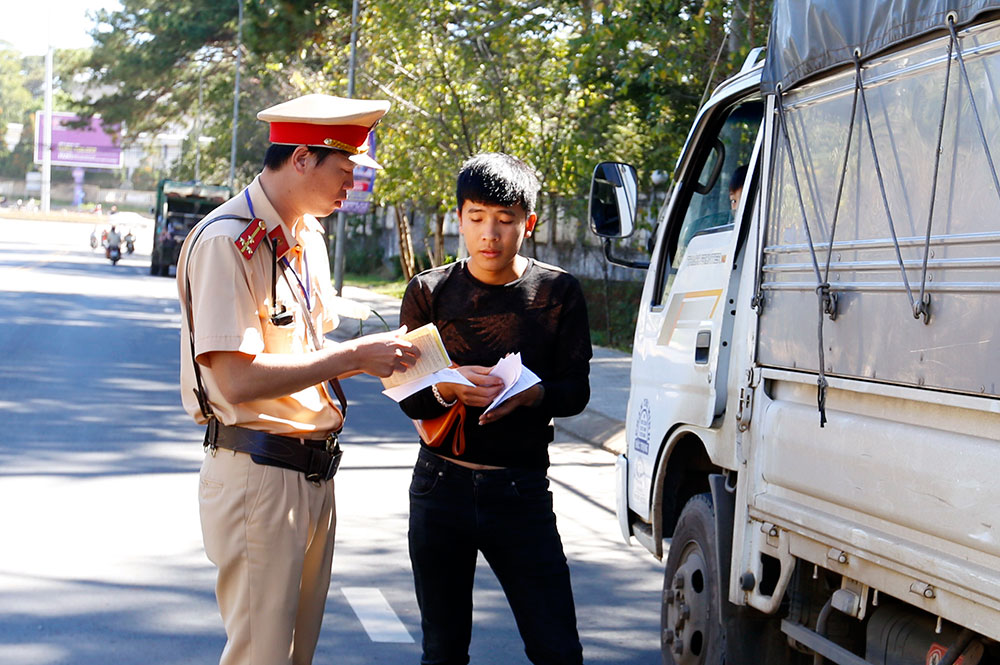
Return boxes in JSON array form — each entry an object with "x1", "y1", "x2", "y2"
[{"x1": 0, "y1": 0, "x2": 121, "y2": 56}]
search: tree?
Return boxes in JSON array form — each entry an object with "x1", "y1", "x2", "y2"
[
  {"x1": 571, "y1": 0, "x2": 771, "y2": 185},
  {"x1": 358, "y1": 0, "x2": 622, "y2": 265},
  {"x1": 78, "y1": 0, "x2": 356, "y2": 187},
  {"x1": 0, "y1": 47, "x2": 84, "y2": 179},
  {"x1": 0, "y1": 49, "x2": 34, "y2": 133},
  {"x1": 69, "y1": 0, "x2": 770, "y2": 270}
]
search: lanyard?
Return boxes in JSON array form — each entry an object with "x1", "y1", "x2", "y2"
[
  {"x1": 245, "y1": 188, "x2": 347, "y2": 425},
  {"x1": 245, "y1": 189, "x2": 312, "y2": 310}
]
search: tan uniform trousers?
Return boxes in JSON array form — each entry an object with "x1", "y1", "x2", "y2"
[{"x1": 199, "y1": 448, "x2": 336, "y2": 665}]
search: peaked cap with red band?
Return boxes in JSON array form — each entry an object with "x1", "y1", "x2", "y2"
[{"x1": 257, "y1": 94, "x2": 390, "y2": 170}]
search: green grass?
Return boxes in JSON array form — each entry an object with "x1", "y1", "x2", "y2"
[
  {"x1": 578, "y1": 277, "x2": 643, "y2": 353},
  {"x1": 344, "y1": 273, "x2": 408, "y2": 299}
]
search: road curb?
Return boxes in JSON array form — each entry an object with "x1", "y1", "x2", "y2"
[{"x1": 555, "y1": 411, "x2": 627, "y2": 456}]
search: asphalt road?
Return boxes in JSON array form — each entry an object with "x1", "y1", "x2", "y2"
[{"x1": 0, "y1": 216, "x2": 664, "y2": 665}]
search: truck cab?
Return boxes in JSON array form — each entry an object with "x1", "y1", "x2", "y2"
[
  {"x1": 593, "y1": 54, "x2": 764, "y2": 554},
  {"x1": 150, "y1": 180, "x2": 230, "y2": 276}
]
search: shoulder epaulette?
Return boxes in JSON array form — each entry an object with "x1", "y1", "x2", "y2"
[{"x1": 234, "y1": 218, "x2": 268, "y2": 260}]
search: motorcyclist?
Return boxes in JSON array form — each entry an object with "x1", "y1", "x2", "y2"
[{"x1": 105, "y1": 225, "x2": 122, "y2": 258}]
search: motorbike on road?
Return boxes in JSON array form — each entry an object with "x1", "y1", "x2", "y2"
[
  {"x1": 104, "y1": 225, "x2": 123, "y2": 266},
  {"x1": 124, "y1": 231, "x2": 135, "y2": 255}
]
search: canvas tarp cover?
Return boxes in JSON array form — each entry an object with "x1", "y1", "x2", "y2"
[{"x1": 761, "y1": 0, "x2": 1000, "y2": 93}]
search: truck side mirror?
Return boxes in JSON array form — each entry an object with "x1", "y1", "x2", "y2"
[{"x1": 589, "y1": 162, "x2": 638, "y2": 238}]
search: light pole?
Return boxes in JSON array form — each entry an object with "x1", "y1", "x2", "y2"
[
  {"x1": 228, "y1": 0, "x2": 243, "y2": 191},
  {"x1": 332, "y1": 0, "x2": 360, "y2": 296},
  {"x1": 195, "y1": 66, "x2": 204, "y2": 182},
  {"x1": 41, "y1": 46, "x2": 53, "y2": 214}
]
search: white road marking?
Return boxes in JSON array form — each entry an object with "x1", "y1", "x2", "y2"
[{"x1": 341, "y1": 587, "x2": 414, "y2": 643}]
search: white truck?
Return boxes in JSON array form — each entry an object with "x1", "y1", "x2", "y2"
[{"x1": 590, "y1": 2, "x2": 1000, "y2": 664}]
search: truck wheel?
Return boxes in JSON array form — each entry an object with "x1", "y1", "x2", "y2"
[{"x1": 662, "y1": 493, "x2": 723, "y2": 665}]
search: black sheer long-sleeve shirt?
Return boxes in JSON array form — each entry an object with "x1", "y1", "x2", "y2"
[{"x1": 398, "y1": 259, "x2": 592, "y2": 470}]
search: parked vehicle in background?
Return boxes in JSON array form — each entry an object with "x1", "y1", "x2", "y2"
[
  {"x1": 591, "y1": 1, "x2": 1000, "y2": 663},
  {"x1": 150, "y1": 180, "x2": 230, "y2": 276}
]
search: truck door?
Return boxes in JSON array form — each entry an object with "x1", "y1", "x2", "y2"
[{"x1": 626, "y1": 98, "x2": 763, "y2": 517}]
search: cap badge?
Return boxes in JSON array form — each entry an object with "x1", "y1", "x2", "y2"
[{"x1": 323, "y1": 137, "x2": 363, "y2": 154}]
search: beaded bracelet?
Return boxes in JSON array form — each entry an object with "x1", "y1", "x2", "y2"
[{"x1": 432, "y1": 384, "x2": 457, "y2": 408}]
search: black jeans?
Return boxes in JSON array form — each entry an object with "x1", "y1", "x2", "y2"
[{"x1": 408, "y1": 447, "x2": 584, "y2": 665}]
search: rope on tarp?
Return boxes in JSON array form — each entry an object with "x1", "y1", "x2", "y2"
[
  {"x1": 914, "y1": 21, "x2": 957, "y2": 324},
  {"x1": 854, "y1": 55, "x2": 925, "y2": 321},
  {"x1": 775, "y1": 89, "x2": 830, "y2": 427},
  {"x1": 948, "y1": 15, "x2": 1000, "y2": 206},
  {"x1": 820, "y1": 59, "x2": 862, "y2": 322},
  {"x1": 766, "y1": 14, "x2": 1000, "y2": 424}
]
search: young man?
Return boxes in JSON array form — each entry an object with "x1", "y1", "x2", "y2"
[
  {"x1": 177, "y1": 93, "x2": 419, "y2": 665},
  {"x1": 399, "y1": 152, "x2": 592, "y2": 665}
]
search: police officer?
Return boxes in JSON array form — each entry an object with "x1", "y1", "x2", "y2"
[{"x1": 177, "y1": 93, "x2": 418, "y2": 665}]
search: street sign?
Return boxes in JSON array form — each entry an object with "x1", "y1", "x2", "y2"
[
  {"x1": 33, "y1": 111, "x2": 123, "y2": 170},
  {"x1": 339, "y1": 130, "x2": 378, "y2": 215}
]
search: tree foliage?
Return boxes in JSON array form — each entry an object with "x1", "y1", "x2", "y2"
[
  {"x1": 70, "y1": 0, "x2": 770, "y2": 234},
  {"x1": 79, "y1": 0, "x2": 356, "y2": 186},
  {"x1": 357, "y1": 0, "x2": 623, "y2": 259},
  {"x1": 0, "y1": 49, "x2": 35, "y2": 132},
  {"x1": 572, "y1": 0, "x2": 770, "y2": 178},
  {"x1": 0, "y1": 47, "x2": 87, "y2": 178}
]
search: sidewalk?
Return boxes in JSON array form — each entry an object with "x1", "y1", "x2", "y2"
[{"x1": 335, "y1": 286, "x2": 630, "y2": 456}]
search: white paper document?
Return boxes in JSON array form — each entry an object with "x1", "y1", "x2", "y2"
[
  {"x1": 380, "y1": 323, "x2": 453, "y2": 390},
  {"x1": 484, "y1": 353, "x2": 541, "y2": 413},
  {"x1": 379, "y1": 341, "x2": 540, "y2": 408},
  {"x1": 382, "y1": 367, "x2": 474, "y2": 402}
]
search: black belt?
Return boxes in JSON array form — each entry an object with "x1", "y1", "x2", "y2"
[{"x1": 204, "y1": 420, "x2": 342, "y2": 482}]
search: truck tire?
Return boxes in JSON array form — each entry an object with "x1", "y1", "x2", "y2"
[{"x1": 662, "y1": 493, "x2": 724, "y2": 665}]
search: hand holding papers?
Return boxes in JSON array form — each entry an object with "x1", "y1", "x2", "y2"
[
  {"x1": 381, "y1": 324, "x2": 474, "y2": 401},
  {"x1": 380, "y1": 325, "x2": 541, "y2": 413},
  {"x1": 381, "y1": 324, "x2": 449, "y2": 389},
  {"x1": 483, "y1": 353, "x2": 541, "y2": 413}
]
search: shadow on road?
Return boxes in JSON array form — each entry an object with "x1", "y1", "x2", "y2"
[{"x1": 0, "y1": 287, "x2": 420, "y2": 479}]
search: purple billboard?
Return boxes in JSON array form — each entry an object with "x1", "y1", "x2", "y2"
[{"x1": 34, "y1": 111, "x2": 123, "y2": 170}]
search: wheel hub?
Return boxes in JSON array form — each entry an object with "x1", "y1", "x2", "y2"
[{"x1": 664, "y1": 544, "x2": 711, "y2": 664}]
